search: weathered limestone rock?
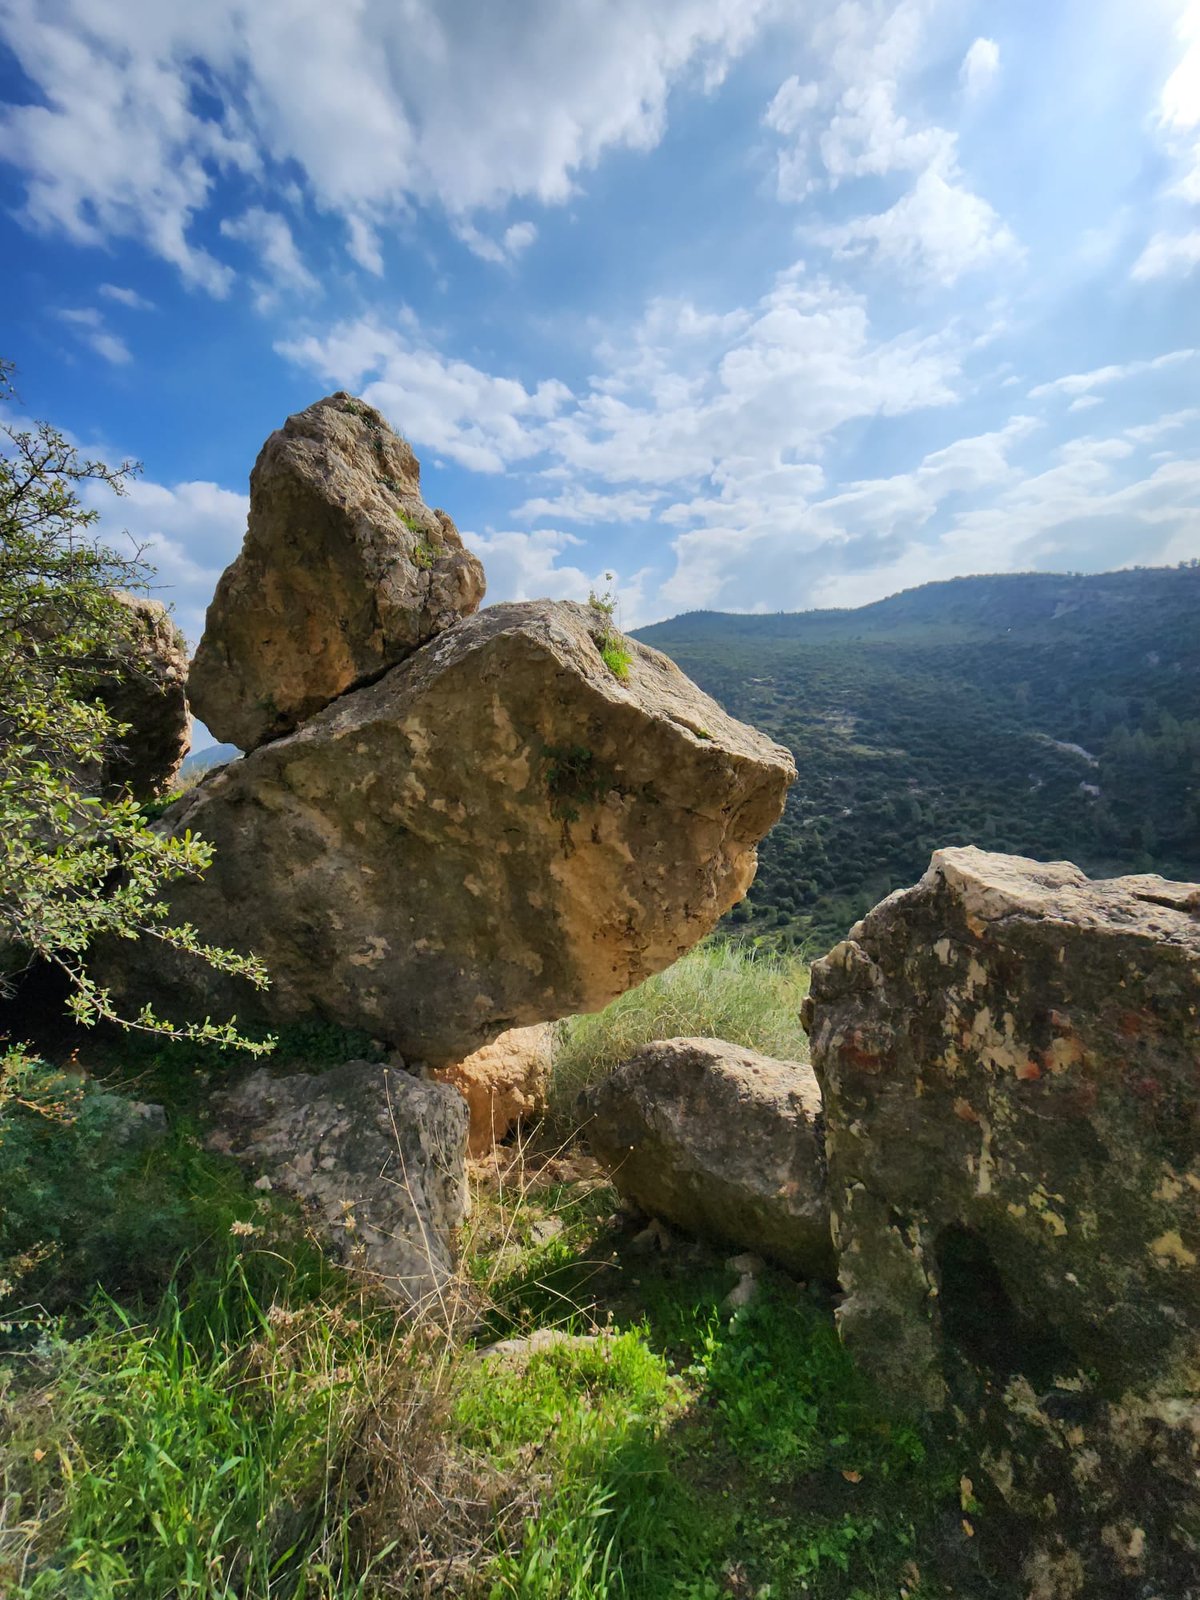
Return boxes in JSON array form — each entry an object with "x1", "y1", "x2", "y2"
[
  {"x1": 804, "y1": 847, "x2": 1200, "y2": 1406},
  {"x1": 581, "y1": 1037, "x2": 835, "y2": 1280},
  {"x1": 189, "y1": 393, "x2": 485, "y2": 751},
  {"x1": 804, "y1": 847, "x2": 1200, "y2": 1598},
  {"x1": 431, "y1": 1023, "x2": 552, "y2": 1155},
  {"x1": 97, "y1": 594, "x2": 191, "y2": 799},
  {"x1": 209, "y1": 1061, "x2": 469, "y2": 1305},
  {"x1": 106, "y1": 601, "x2": 794, "y2": 1064}
]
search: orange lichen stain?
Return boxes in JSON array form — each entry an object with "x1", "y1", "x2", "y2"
[
  {"x1": 1016, "y1": 1059, "x2": 1043, "y2": 1082},
  {"x1": 1117, "y1": 1010, "x2": 1153, "y2": 1039},
  {"x1": 965, "y1": 912, "x2": 987, "y2": 938},
  {"x1": 842, "y1": 1042, "x2": 886, "y2": 1073},
  {"x1": 1042, "y1": 1034, "x2": 1086, "y2": 1075},
  {"x1": 954, "y1": 1097, "x2": 981, "y2": 1123},
  {"x1": 1048, "y1": 1009, "x2": 1072, "y2": 1032}
]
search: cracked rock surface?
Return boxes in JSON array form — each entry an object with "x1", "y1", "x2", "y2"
[{"x1": 110, "y1": 600, "x2": 793, "y2": 1063}]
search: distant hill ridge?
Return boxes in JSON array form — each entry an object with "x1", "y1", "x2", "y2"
[{"x1": 635, "y1": 565, "x2": 1200, "y2": 949}]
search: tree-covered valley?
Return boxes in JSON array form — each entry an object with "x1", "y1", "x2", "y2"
[{"x1": 636, "y1": 564, "x2": 1200, "y2": 951}]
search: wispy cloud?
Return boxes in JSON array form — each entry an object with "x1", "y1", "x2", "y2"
[{"x1": 56, "y1": 306, "x2": 131, "y2": 365}]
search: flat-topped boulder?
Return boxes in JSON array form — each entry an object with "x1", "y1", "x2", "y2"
[
  {"x1": 805, "y1": 845, "x2": 1200, "y2": 1407},
  {"x1": 189, "y1": 393, "x2": 485, "y2": 751},
  {"x1": 804, "y1": 846, "x2": 1200, "y2": 1595},
  {"x1": 104, "y1": 600, "x2": 794, "y2": 1063}
]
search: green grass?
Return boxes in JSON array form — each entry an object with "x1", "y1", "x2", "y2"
[
  {"x1": 1, "y1": 1008, "x2": 990, "y2": 1600},
  {"x1": 548, "y1": 940, "x2": 810, "y2": 1126},
  {"x1": 598, "y1": 636, "x2": 633, "y2": 680},
  {"x1": 0, "y1": 1134, "x2": 982, "y2": 1600},
  {"x1": 451, "y1": 1161, "x2": 966, "y2": 1599}
]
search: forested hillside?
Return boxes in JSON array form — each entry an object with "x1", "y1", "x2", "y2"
[{"x1": 636, "y1": 565, "x2": 1200, "y2": 950}]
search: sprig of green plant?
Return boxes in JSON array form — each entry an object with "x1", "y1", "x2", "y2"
[
  {"x1": 540, "y1": 744, "x2": 615, "y2": 824},
  {"x1": 588, "y1": 575, "x2": 634, "y2": 682}
]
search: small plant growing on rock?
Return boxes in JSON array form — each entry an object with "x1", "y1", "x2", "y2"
[
  {"x1": 540, "y1": 743, "x2": 615, "y2": 824},
  {"x1": 588, "y1": 575, "x2": 633, "y2": 682}
]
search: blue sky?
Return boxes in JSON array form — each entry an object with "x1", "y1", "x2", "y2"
[{"x1": 2, "y1": 0, "x2": 1198, "y2": 702}]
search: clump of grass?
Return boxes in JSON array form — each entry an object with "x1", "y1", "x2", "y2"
[
  {"x1": 1, "y1": 1256, "x2": 367, "y2": 1597},
  {"x1": 588, "y1": 578, "x2": 634, "y2": 683},
  {"x1": 598, "y1": 637, "x2": 633, "y2": 680},
  {"x1": 548, "y1": 939, "x2": 810, "y2": 1125}
]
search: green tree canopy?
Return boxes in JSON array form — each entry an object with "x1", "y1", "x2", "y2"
[{"x1": 0, "y1": 360, "x2": 270, "y2": 1099}]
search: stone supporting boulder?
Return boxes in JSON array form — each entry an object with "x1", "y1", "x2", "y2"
[
  {"x1": 95, "y1": 594, "x2": 191, "y2": 800},
  {"x1": 209, "y1": 1061, "x2": 469, "y2": 1306},
  {"x1": 581, "y1": 1036, "x2": 835, "y2": 1280},
  {"x1": 430, "y1": 1023, "x2": 553, "y2": 1155},
  {"x1": 804, "y1": 847, "x2": 1200, "y2": 1597},
  {"x1": 105, "y1": 601, "x2": 793, "y2": 1064},
  {"x1": 189, "y1": 393, "x2": 485, "y2": 751}
]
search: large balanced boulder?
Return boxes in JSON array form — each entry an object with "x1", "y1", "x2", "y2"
[
  {"x1": 209, "y1": 1061, "x2": 469, "y2": 1306},
  {"x1": 431, "y1": 1023, "x2": 553, "y2": 1155},
  {"x1": 97, "y1": 593, "x2": 191, "y2": 799},
  {"x1": 189, "y1": 393, "x2": 485, "y2": 751},
  {"x1": 108, "y1": 601, "x2": 793, "y2": 1064},
  {"x1": 804, "y1": 847, "x2": 1200, "y2": 1597},
  {"x1": 581, "y1": 1037, "x2": 835, "y2": 1280}
]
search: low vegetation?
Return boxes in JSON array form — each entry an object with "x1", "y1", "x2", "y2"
[
  {"x1": 637, "y1": 565, "x2": 1200, "y2": 949},
  {"x1": 548, "y1": 940, "x2": 810, "y2": 1125},
  {"x1": 0, "y1": 945, "x2": 995, "y2": 1599}
]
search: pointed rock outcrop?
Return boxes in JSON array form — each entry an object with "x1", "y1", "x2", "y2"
[{"x1": 189, "y1": 393, "x2": 485, "y2": 751}]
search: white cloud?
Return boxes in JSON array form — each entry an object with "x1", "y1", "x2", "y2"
[
  {"x1": 0, "y1": 0, "x2": 772, "y2": 291},
  {"x1": 1028, "y1": 348, "x2": 1198, "y2": 398},
  {"x1": 1132, "y1": 2, "x2": 1200, "y2": 280},
  {"x1": 99, "y1": 283, "x2": 155, "y2": 311},
  {"x1": 1068, "y1": 395, "x2": 1103, "y2": 413},
  {"x1": 960, "y1": 37, "x2": 1000, "y2": 98},
  {"x1": 345, "y1": 214, "x2": 385, "y2": 276},
  {"x1": 461, "y1": 526, "x2": 653, "y2": 624},
  {"x1": 1125, "y1": 406, "x2": 1200, "y2": 443},
  {"x1": 282, "y1": 268, "x2": 961, "y2": 506},
  {"x1": 513, "y1": 486, "x2": 661, "y2": 523},
  {"x1": 763, "y1": 4, "x2": 1015, "y2": 286},
  {"x1": 765, "y1": 2, "x2": 957, "y2": 199},
  {"x1": 84, "y1": 475, "x2": 250, "y2": 647},
  {"x1": 277, "y1": 317, "x2": 573, "y2": 473},
  {"x1": 455, "y1": 217, "x2": 539, "y2": 264},
  {"x1": 504, "y1": 220, "x2": 537, "y2": 255},
  {"x1": 1131, "y1": 227, "x2": 1200, "y2": 280},
  {"x1": 220, "y1": 207, "x2": 318, "y2": 309},
  {"x1": 56, "y1": 306, "x2": 132, "y2": 366},
  {"x1": 802, "y1": 426, "x2": 1200, "y2": 610},
  {"x1": 809, "y1": 161, "x2": 1018, "y2": 284}
]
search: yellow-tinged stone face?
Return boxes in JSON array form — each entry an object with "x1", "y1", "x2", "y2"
[{"x1": 1150, "y1": 1231, "x2": 1198, "y2": 1269}]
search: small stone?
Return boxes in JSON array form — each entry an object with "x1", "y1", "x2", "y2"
[{"x1": 582, "y1": 1037, "x2": 833, "y2": 1280}]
